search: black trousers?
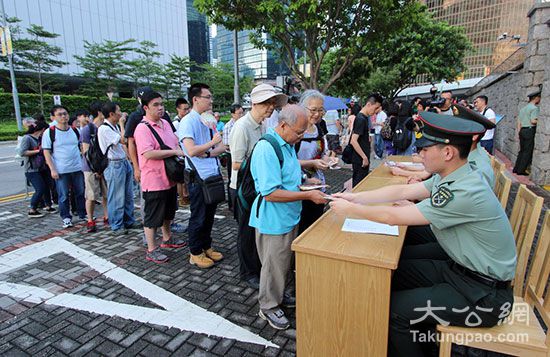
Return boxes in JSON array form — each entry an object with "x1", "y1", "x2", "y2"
[
  {"x1": 352, "y1": 160, "x2": 370, "y2": 187},
  {"x1": 513, "y1": 127, "x2": 536, "y2": 174},
  {"x1": 225, "y1": 152, "x2": 233, "y2": 210},
  {"x1": 235, "y1": 199, "x2": 261, "y2": 281},
  {"x1": 389, "y1": 226, "x2": 513, "y2": 357},
  {"x1": 298, "y1": 200, "x2": 325, "y2": 235}
]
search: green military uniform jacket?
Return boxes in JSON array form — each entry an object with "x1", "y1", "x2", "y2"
[
  {"x1": 518, "y1": 102, "x2": 539, "y2": 127},
  {"x1": 416, "y1": 163, "x2": 516, "y2": 281},
  {"x1": 468, "y1": 143, "x2": 494, "y2": 187}
]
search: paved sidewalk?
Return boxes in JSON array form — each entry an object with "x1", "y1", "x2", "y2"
[{"x1": 0, "y1": 167, "x2": 352, "y2": 356}]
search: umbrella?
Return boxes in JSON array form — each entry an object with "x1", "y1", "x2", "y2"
[{"x1": 323, "y1": 96, "x2": 348, "y2": 111}]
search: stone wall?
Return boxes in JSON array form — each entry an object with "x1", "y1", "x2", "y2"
[{"x1": 468, "y1": 2, "x2": 550, "y2": 185}]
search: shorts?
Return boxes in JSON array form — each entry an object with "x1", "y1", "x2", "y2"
[
  {"x1": 84, "y1": 171, "x2": 107, "y2": 201},
  {"x1": 143, "y1": 186, "x2": 177, "y2": 228}
]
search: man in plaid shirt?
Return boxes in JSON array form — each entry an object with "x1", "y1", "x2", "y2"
[{"x1": 223, "y1": 104, "x2": 244, "y2": 209}]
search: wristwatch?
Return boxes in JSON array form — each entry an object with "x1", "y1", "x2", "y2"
[{"x1": 205, "y1": 151, "x2": 211, "y2": 158}]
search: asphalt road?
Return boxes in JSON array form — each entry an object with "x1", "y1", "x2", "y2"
[{"x1": 0, "y1": 141, "x2": 29, "y2": 199}]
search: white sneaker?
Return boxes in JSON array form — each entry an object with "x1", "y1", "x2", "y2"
[{"x1": 62, "y1": 218, "x2": 73, "y2": 228}]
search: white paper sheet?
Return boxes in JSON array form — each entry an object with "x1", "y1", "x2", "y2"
[{"x1": 341, "y1": 218, "x2": 399, "y2": 236}]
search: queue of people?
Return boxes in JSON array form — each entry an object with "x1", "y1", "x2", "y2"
[{"x1": 16, "y1": 81, "x2": 537, "y2": 346}]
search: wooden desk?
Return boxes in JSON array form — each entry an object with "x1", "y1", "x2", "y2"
[{"x1": 292, "y1": 157, "x2": 408, "y2": 356}]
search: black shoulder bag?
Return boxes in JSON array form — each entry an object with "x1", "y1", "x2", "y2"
[
  {"x1": 184, "y1": 129, "x2": 226, "y2": 205},
  {"x1": 141, "y1": 121, "x2": 186, "y2": 183}
]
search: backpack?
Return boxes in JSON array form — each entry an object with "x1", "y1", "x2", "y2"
[
  {"x1": 48, "y1": 126, "x2": 80, "y2": 153},
  {"x1": 236, "y1": 134, "x2": 284, "y2": 216},
  {"x1": 392, "y1": 117, "x2": 413, "y2": 151},
  {"x1": 85, "y1": 123, "x2": 114, "y2": 174},
  {"x1": 380, "y1": 117, "x2": 393, "y2": 140}
]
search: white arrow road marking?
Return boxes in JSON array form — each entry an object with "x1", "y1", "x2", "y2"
[{"x1": 0, "y1": 237, "x2": 276, "y2": 348}]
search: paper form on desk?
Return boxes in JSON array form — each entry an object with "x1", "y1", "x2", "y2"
[{"x1": 341, "y1": 219, "x2": 399, "y2": 236}]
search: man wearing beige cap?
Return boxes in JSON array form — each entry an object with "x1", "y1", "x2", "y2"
[{"x1": 230, "y1": 83, "x2": 288, "y2": 289}]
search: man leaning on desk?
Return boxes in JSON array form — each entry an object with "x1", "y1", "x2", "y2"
[{"x1": 330, "y1": 111, "x2": 516, "y2": 357}]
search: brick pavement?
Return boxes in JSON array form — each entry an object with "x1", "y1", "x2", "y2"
[
  {"x1": 0, "y1": 166, "x2": 352, "y2": 356},
  {"x1": 1, "y1": 158, "x2": 547, "y2": 356}
]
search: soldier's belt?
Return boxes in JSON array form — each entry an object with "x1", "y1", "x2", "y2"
[{"x1": 450, "y1": 261, "x2": 510, "y2": 289}]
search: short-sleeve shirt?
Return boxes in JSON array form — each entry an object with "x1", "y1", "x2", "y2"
[
  {"x1": 98, "y1": 121, "x2": 126, "y2": 160},
  {"x1": 297, "y1": 126, "x2": 326, "y2": 185},
  {"x1": 80, "y1": 123, "x2": 96, "y2": 172},
  {"x1": 248, "y1": 128, "x2": 302, "y2": 235},
  {"x1": 134, "y1": 118, "x2": 179, "y2": 192},
  {"x1": 468, "y1": 143, "x2": 494, "y2": 187},
  {"x1": 20, "y1": 135, "x2": 41, "y2": 173},
  {"x1": 222, "y1": 118, "x2": 235, "y2": 147},
  {"x1": 374, "y1": 111, "x2": 387, "y2": 134},
  {"x1": 177, "y1": 110, "x2": 220, "y2": 180},
  {"x1": 518, "y1": 102, "x2": 539, "y2": 127},
  {"x1": 323, "y1": 110, "x2": 339, "y2": 135},
  {"x1": 351, "y1": 112, "x2": 370, "y2": 162},
  {"x1": 229, "y1": 112, "x2": 264, "y2": 189},
  {"x1": 125, "y1": 109, "x2": 175, "y2": 138},
  {"x1": 41, "y1": 127, "x2": 82, "y2": 175},
  {"x1": 480, "y1": 107, "x2": 496, "y2": 141},
  {"x1": 416, "y1": 163, "x2": 516, "y2": 281}
]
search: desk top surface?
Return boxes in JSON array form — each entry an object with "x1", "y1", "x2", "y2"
[{"x1": 292, "y1": 156, "x2": 411, "y2": 269}]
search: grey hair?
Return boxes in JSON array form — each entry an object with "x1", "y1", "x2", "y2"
[
  {"x1": 279, "y1": 104, "x2": 307, "y2": 126},
  {"x1": 299, "y1": 89, "x2": 324, "y2": 107}
]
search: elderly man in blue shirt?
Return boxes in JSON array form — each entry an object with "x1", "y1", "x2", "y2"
[{"x1": 249, "y1": 104, "x2": 327, "y2": 330}]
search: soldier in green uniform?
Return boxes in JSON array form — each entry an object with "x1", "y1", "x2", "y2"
[
  {"x1": 330, "y1": 112, "x2": 516, "y2": 357},
  {"x1": 456, "y1": 105, "x2": 496, "y2": 187},
  {"x1": 513, "y1": 89, "x2": 541, "y2": 175}
]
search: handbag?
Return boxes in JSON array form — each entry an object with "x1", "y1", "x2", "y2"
[
  {"x1": 341, "y1": 144, "x2": 353, "y2": 164},
  {"x1": 185, "y1": 156, "x2": 226, "y2": 205},
  {"x1": 141, "y1": 121, "x2": 186, "y2": 183}
]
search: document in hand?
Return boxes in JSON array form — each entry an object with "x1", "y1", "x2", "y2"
[{"x1": 341, "y1": 219, "x2": 399, "y2": 236}]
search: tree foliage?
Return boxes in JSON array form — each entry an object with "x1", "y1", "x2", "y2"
[
  {"x1": 196, "y1": 0, "x2": 420, "y2": 92},
  {"x1": 322, "y1": 3, "x2": 471, "y2": 99},
  {"x1": 0, "y1": 19, "x2": 67, "y2": 112}
]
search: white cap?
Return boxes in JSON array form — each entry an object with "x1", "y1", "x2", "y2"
[{"x1": 250, "y1": 84, "x2": 288, "y2": 107}]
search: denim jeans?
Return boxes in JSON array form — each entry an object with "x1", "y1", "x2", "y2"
[
  {"x1": 26, "y1": 171, "x2": 52, "y2": 209},
  {"x1": 56, "y1": 171, "x2": 86, "y2": 220},
  {"x1": 374, "y1": 133, "x2": 384, "y2": 158},
  {"x1": 187, "y1": 182, "x2": 217, "y2": 255},
  {"x1": 480, "y1": 139, "x2": 494, "y2": 155},
  {"x1": 104, "y1": 160, "x2": 135, "y2": 231}
]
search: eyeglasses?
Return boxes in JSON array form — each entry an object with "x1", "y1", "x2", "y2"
[
  {"x1": 306, "y1": 107, "x2": 326, "y2": 115},
  {"x1": 284, "y1": 122, "x2": 305, "y2": 137},
  {"x1": 198, "y1": 95, "x2": 214, "y2": 100}
]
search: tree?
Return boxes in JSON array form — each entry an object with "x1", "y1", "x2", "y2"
[
  {"x1": 14, "y1": 25, "x2": 67, "y2": 112},
  {"x1": 125, "y1": 40, "x2": 163, "y2": 89},
  {"x1": 74, "y1": 39, "x2": 136, "y2": 96},
  {"x1": 321, "y1": 4, "x2": 471, "y2": 99},
  {"x1": 195, "y1": 0, "x2": 418, "y2": 92},
  {"x1": 158, "y1": 54, "x2": 192, "y2": 99}
]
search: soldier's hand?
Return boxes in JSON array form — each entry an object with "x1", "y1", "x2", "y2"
[
  {"x1": 407, "y1": 176, "x2": 422, "y2": 184},
  {"x1": 308, "y1": 190, "x2": 328, "y2": 205},
  {"x1": 331, "y1": 192, "x2": 356, "y2": 203},
  {"x1": 329, "y1": 198, "x2": 354, "y2": 215},
  {"x1": 393, "y1": 200, "x2": 414, "y2": 207}
]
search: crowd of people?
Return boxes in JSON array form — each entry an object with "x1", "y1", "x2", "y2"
[{"x1": 15, "y1": 81, "x2": 541, "y2": 346}]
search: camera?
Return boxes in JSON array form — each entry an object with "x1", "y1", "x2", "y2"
[{"x1": 426, "y1": 96, "x2": 446, "y2": 112}]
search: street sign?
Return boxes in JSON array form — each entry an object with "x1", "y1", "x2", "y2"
[
  {"x1": 0, "y1": 26, "x2": 12, "y2": 56},
  {"x1": 53, "y1": 95, "x2": 61, "y2": 105},
  {"x1": 0, "y1": 27, "x2": 6, "y2": 56}
]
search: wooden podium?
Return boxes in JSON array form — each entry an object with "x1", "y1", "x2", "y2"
[{"x1": 291, "y1": 157, "x2": 409, "y2": 356}]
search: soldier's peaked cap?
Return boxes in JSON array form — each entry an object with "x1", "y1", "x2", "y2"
[
  {"x1": 415, "y1": 111, "x2": 485, "y2": 149},
  {"x1": 453, "y1": 104, "x2": 496, "y2": 130}
]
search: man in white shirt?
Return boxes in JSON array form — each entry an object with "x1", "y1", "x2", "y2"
[
  {"x1": 473, "y1": 95, "x2": 496, "y2": 154},
  {"x1": 373, "y1": 108, "x2": 387, "y2": 159},
  {"x1": 98, "y1": 102, "x2": 139, "y2": 235}
]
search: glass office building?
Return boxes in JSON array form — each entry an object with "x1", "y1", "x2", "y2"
[
  {"x1": 215, "y1": 26, "x2": 289, "y2": 80},
  {"x1": 422, "y1": 0, "x2": 533, "y2": 79},
  {"x1": 3, "y1": 0, "x2": 190, "y2": 75},
  {"x1": 186, "y1": 0, "x2": 209, "y2": 65}
]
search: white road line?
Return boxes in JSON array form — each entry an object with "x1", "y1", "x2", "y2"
[
  {"x1": 0, "y1": 237, "x2": 277, "y2": 348},
  {"x1": 0, "y1": 211, "x2": 12, "y2": 216},
  {"x1": 0, "y1": 160, "x2": 15, "y2": 165},
  {"x1": 0, "y1": 214, "x2": 23, "y2": 222}
]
